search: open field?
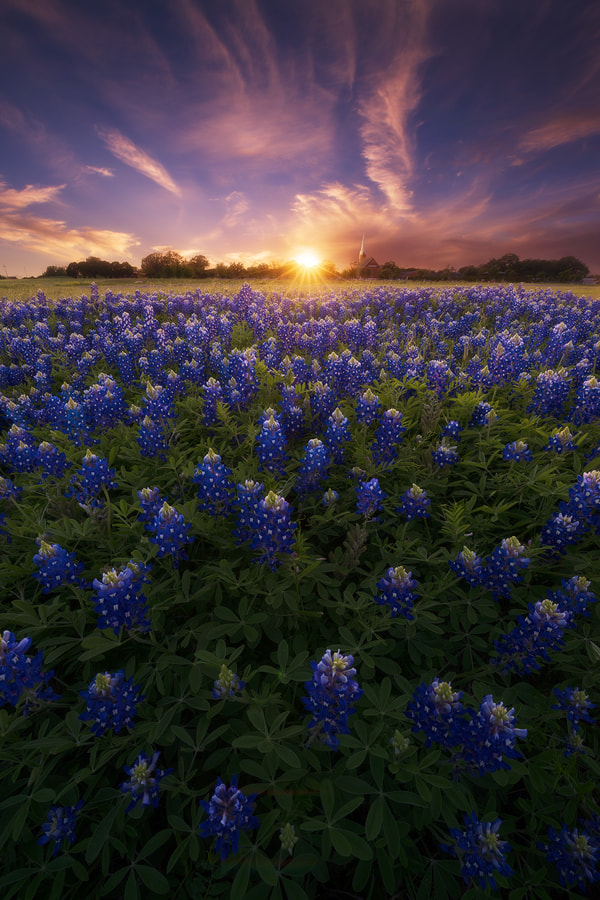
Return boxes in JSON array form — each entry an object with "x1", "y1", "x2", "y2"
[
  {"x1": 1, "y1": 281, "x2": 599, "y2": 898},
  {"x1": 1, "y1": 276, "x2": 600, "y2": 303}
]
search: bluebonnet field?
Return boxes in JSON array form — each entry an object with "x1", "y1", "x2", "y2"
[{"x1": 1, "y1": 280, "x2": 600, "y2": 899}]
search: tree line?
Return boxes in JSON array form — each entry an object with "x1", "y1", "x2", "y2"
[{"x1": 36, "y1": 250, "x2": 590, "y2": 282}]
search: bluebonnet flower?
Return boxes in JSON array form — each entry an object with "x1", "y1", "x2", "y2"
[
  {"x1": 572, "y1": 374, "x2": 600, "y2": 424},
  {"x1": 469, "y1": 402, "x2": 497, "y2": 427},
  {"x1": 491, "y1": 595, "x2": 573, "y2": 675},
  {"x1": 192, "y1": 449, "x2": 234, "y2": 516},
  {"x1": 441, "y1": 420, "x2": 462, "y2": 440},
  {"x1": 560, "y1": 575, "x2": 597, "y2": 616},
  {"x1": 405, "y1": 679, "x2": 465, "y2": 750},
  {"x1": 355, "y1": 387, "x2": 381, "y2": 426},
  {"x1": 564, "y1": 732, "x2": 587, "y2": 757},
  {"x1": 65, "y1": 450, "x2": 118, "y2": 509},
  {"x1": 61, "y1": 397, "x2": 90, "y2": 446},
  {"x1": 148, "y1": 502, "x2": 194, "y2": 568},
  {"x1": 427, "y1": 359, "x2": 451, "y2": 395},
  {"x1": 371, "y1": 408, "x2": 406, "y2": 466},
  {"x1": 256, "y1": 411, "x2": 288, "y2": 475},
  {"x1": 390, "y1": 730, "x2": 411, "y2": 755},
  {"x1": 137, "y1": 486, "x2": 165, "y2": 530},
  {"x1": 502, "y1": 440, "x2": 532, "y2": 462},
  {"x1": 91, "y1": 563, "x2": 152, "y2": 635},
  {"x1": 541, "y1": 504, "x2": 586, "y2": 554},
  {"x1": 323, "y1": 407, "x2": 351, "y2": 464},
  {"x1": 249, "y1": 491, "x2": 297, "y2": 570},
  {"x1": 540, "y1": 824, "x2": 599, "y2": 893},
  {"x1": 279, "y1": 823, "x2": 299, "y2": 856},
  {"x1": 79, "y1": 670, "x2": 144, "y2": 736},
  {"x1": 0, "y1": 629, "x2": 58, "y2": 712},
  {"x1": 233, "y1": 480, "x2": 264, "y2": 545},
  {"x1": 212, "y1": 664, "x2": 245, "y2": 699},
  {"x1": 553, "y1": 687, "x2": 595, "y2": 732},
  {"x1": 199, "y1": 775, "x2": 258, "y2": 861},
  {"x1": 457, "y1": 695, "x2": 527, "y2": 775},
  {"x1": 356, "y1": 477, "x2": 386, "y2": 519},
  {"x1": 375, "y1": 566, "x2": 418, "y2": 620},
  {"x1": 32, "y1": 540, "x2": 85, "y2": 593},
  {"x1": 449, "y1": 547, "x2": 484, "y2": 588},
  {"x1": 397, "y1": 484, "x2": 430, "y2": 520},
  {"x1": 567, "y1": 469, "x2": 600, "y2": 528},
  {"x1": 302, "y1": 649, "x2": 362, "y2": 749},
  {"x1": 121, "y1": 751, "x2": 172, "y2": 813},
  {"x1": 432, "y1": 438, "x2": 459, "y2": 468},
  {"x1": 480, "y1": 536, "x2": 529, "y2": 600},
  {"x1": 35, "y1": 441, "x2": 70, "y2": 479},
  {"x1": 202, "y1": 377, "x2": 224, "y2": 427},
  {"x1": 543, "y1": 426, "x2": 577, "y2": 454},
  {"x1": 137, "y1": 415, "x2": 169, "y2": 459},
  {"x1": 442, "y1": 813, "x2": 513, "y2": 891},
  {"x1": 322, "y1": 488, "x2": 338, "y2": 507},
  {"x1": 0, "y1": 475, "x2": 22, "y2": 502},
  {"x1": 295, "y1": 438, "x2": 330, "y2": 497},
  {"x1": 528, "y1": 368, "x2": 570, "y2": 418},
  {"x1": 38, "y1": 800, "x2": 84, "y2": 857}
]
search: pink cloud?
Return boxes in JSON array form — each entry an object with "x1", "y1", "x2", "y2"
[
  {"x1": 519, "y1": 112, "x2": 600, "y2": 154},
  {"x1": 0, "y1": 181, "x2": 66, "y2": 209},
  {"x1": 96, "y1": 128, "x2": 182, "y2": 197},
  {"x1": 0, "y1": 211, "x2": 138, "y2": 260}
]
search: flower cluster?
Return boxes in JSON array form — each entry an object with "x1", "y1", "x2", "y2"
[
  {"x1": 375, "y1": 566, "x2": 418, "y2": 620},
  {"x1": 0, "y1": 629, "x2": 58, "y2": 712},
  {"x1": 79, "y1": 670, "x2": 144, "y2": 736},
  {"x1": 540, "y1": 823, "x2": 599, "y2": 893},
  {"x1": 491, "y1": 594, "x2": 574, "y2": 675},
  {"x1": 91, "y1": 562, "x2": 152, "y2": 635},
  {"x1": 256, "y1": 410, "x2": 288, "y2": 475},
  {"x1": 323, "y1": 407, "x2": 351, "y2": 464},
  {"x1": 397, "y1": 484, "x2": 430, "y2": 520},
  {"x1": 552, "y1": 686, "x2": 595, "y2": 732},
  {"x1": 442, "y1": 813, "x2": 513, "y2": 891},
  {"x1": 65, "y1": 449, "x2": 118, "y2": 509},
  {"x1": 199, "y1": 775, "x2": 258, "y2": 861},
  {"x1": 355, "y1": 477, "x2": 386, "y2": 519},
  {"x1": 432, "y1": 438, "x2": 459, "y2": 468},
  {"x1": 148, "y1": 502, "x2": 194, "y2": 568},
  {"x1": 192, "y1": 448, "x2": 234, "y2": 516},
  {"x1": 370, "y1": 408, "x2": 406, "y2": 465},
  {"x1": 502, "y1": 440, "x2": 532, "y2": 462},
  {"x1": 295, "y1": 438, "x2": 330, "y2": 497},
  {"x1": 543, "y1": 426, "x2": 577, "y2": 454},
  {"x1": 38, "y1": 800, "x2": 85, "y2": 857},
  {"x1": 355, "y1": 387, "x2": 381, "y2": 425},
  {"x1": 469, "y1": 401, "x2": 497, "y2": 426},
  {"x1": 405, "y1": 680, "x2": 527, "y2": 775},
  {"x1": 249, "y1": 491, "x2": 297, "y2": 570},
  {"x1": 121, "y1": 751, "x2": 172, "y2": 813},
  {"x1": 302, "y1": 649, "x2": 362, "y2": 749},
  {"x1": 32, "y1": 540, "x2": 85, "y2": 593}
]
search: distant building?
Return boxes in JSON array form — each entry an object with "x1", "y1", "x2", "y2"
[
  {"x1": 582, "y1": 276, "x2": 598, "y2": 285},
  {"x1": 357, "y1": 235, "x2": 381, "y2": 278}
]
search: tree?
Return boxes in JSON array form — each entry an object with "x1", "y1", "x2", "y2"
[{"x1": 188, "y1": 254, "x2": 210, "y2": 277}]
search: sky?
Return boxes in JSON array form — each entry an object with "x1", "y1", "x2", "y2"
[{"x1": 1, "y1": 0, "x2": 599, "y2": 277}]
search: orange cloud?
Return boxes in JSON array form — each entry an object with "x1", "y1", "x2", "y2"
[
  {"x1": 0, "y1": 211, "x2": 138, "y2": 260},
  {"x1": 0, "y1": 181, "x2": 66, "y2": 209},
  {"x1": 519, "y1": 112, "x2": 600, "y2": 153},
  {"x1": 96, "y1": 127, "x2": 182, "y2": 197}
]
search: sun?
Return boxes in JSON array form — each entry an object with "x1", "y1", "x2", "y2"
[{"x1": 294, "y1": 250, "x2": 321, "y2": 269}]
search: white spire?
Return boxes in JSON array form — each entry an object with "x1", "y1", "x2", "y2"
[{"x1": 359, "y1": 234, "x2": 366, "y2": 261}]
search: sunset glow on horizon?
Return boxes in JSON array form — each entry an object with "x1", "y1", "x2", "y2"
[{"x1": 0, "y1": 0, "x2": 599, "y2": 277}]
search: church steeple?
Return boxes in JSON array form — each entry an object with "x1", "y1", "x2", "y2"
[{"x1": 359, "y1": 233, "x2": 367, "y2": 263}]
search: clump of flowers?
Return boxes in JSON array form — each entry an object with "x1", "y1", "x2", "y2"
[
  {"x1": 480, "y1": 536, "x2": 529, "y2": 599},
  {"x1": 32, "y1": 540, "x2": 85, "y2": 593},
  {"x1": 356, "y1": 477, "x2": 386, "y2": 519},
  {"x1": 192, "y1": 448, "x2": 234, "y2": 516},
  {"x1": 432, "y1": 438, "x2": 459, "y2": 468},
  {"x1": 199, "y1": 775, "x2": 258, "y2": 861},
  {"x1": 543, "y1": 426, "x2": 577, "y2": 454},
  {"x1": 65, "y1": 449, "x2": 118, "y2": 509},
  {"x1": 256, "y1": 410, "x2": 288, "y2": 475},
  {"x1": 371, "y1": 408, "x2": 406, "y2": 465},
  {"x1": 295, "y1": 438, "x2": 330, "y2": 496},
  {"x1": 249, "y1": 491, "x2": 297, "y2": 570},
  {"x1": 0, "y1": 629, "x2": 59, "y2": 712},
  {"x1": 79, "y1": 670, "x2": 144, "y2": 736},
  {"x1": 449, "y1": 547, "x2": 484, "y2": 587},
  {"x1": 148, "y1": 501, "x2": 194, "y2": 568},
  {"x1": 121, "y1": 751, "x2": 172, "y2": 813},
  {"x1": 397, "y1": 484, "x2": 430, "y2": 520},
  {"x1": 38, "y1": 800, "x2": 85, "y2": 857},
  {"x1": 552, "y1": 686, "x2": 595, "y2": 732},
  {"x1": 303, "y1": 649, "x2": 362, "y2": 749},
  {"x1": 375, "y1": 566, "x2": 418, "y2": 620},
  {"x1": 469, "y1": 402, "x2": 497, "y2": 427},
  {"x1": 91, "y1": 562, "x2": 152, "y2": 635},
  {"x1": 539, "y1": 823, "x2": 599, "y2": 893},
  {"x1": 442, "y1": 812, "x2": 513, "y2": 891},
  {"x1": 491, "y1": 594, "x2": 573, "y2": 674},
  {"x1": 323, "y1": 407, "x2": 351, "y2": 463},
  {"x1": 502, "y1": 440, "x2": 532, "y2": 462},
  {"x1": 355, "y1": 387, "x2": 381, "y2": 425}
]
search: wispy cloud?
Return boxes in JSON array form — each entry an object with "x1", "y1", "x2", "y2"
[
  {"x1": 96, "y1": 127, "x2": 182, "y2": 197},
  {"x1": 222, "y1": 191, "x2": 248, "y2": 228},
  {"x1": 519, "y1": 112, "x2": 600, "y2": 154},
  {"x1": 0, "y1": 180, "x2": 66, "y2": 209},
  {"x1": 0, "y1": 211, "x2": 138, "y2": 260},
  {"x1": 84, "y1": 165, "x2": 114, "y2": 177}
]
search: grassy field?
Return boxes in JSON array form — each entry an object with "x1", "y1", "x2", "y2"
[{"x1": 1, "y1": 276, "x2": 599, "y2": 303}]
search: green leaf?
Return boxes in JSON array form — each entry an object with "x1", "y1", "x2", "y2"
[
  {"x1": 329, "y1": 827, "x2": 352, "y2": 857},
  {"x1": 136, "y1": 865, "x2": 170, "y2": 894},
  {"x1": 124, "y1": 869, "x2": 139, "y2": 900},
  {"x1": 137, "y1": 828, "x2": 172, "y2": 861},
  {"x1": 365, "y1": 795, "x2": 384, "y2": 841},
  {"x1": 85, "y1": 802, "x2": 120, "y2": 864},
  {"x1": 320, "y1": 779, "x2": 335, "y2": 820}
]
